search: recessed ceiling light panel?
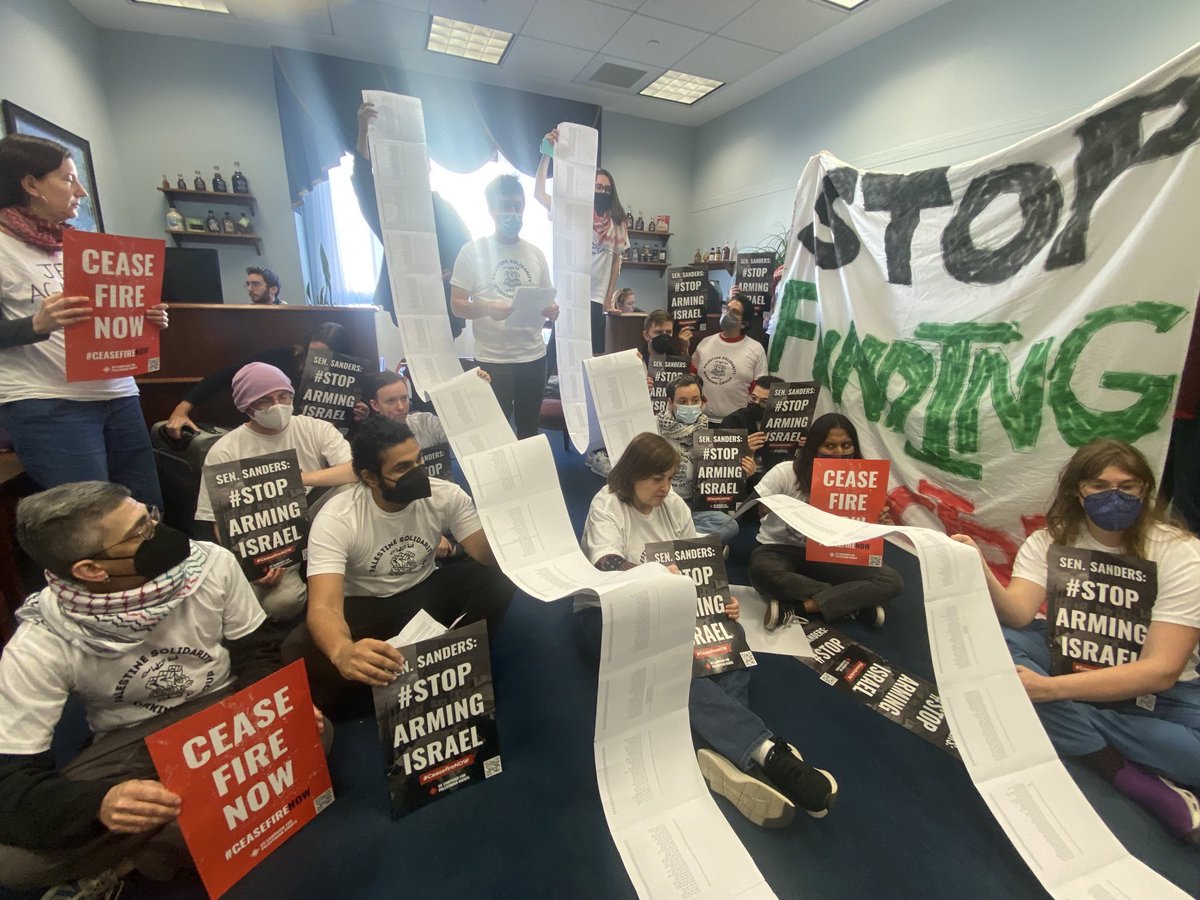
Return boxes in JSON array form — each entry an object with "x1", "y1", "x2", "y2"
[
  {"x1": 820, "y1": 0, "x2": 870, "y2": 10},
  {"x1": 130, "y1": 0, "x2": 230, "y2": 13},
  {"x1": 639, "y1": 70, "x2": 724, "y2": 106},
  {"x1": 426, "y1": 15, "x2": 513, "y2": 66}
]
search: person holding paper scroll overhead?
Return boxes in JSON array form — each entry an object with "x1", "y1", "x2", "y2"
[
  {"x1": 579, "y1": 432, "x2": 838, "y2": 827},
  {"x1": 451, "y1": 175, "x2": 558, "y2": 439},
  {"x1": 955, "y1": 439, "x2": 1200, "y2": 843},
  {"x1": 287, "y1": 417, "x2": 512, "y2": 715},
  {"x1": 0, "y1": 135, "x2": 167, "y2": 508},
  {"x1": 534, "y1": 129, "x2": 629, "y2": 354},
  {"x1": 749, "y1": 414, "x2": 902, "y2": 631}
]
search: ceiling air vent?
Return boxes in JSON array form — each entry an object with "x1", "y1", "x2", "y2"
[{"x1": 588, "y1": 62, "x2": 647, "y2": 90}]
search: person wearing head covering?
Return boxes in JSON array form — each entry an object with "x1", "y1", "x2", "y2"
[
  {"x1": 0, "y1": 135, "x2": 168, "y2": 506},
  {"x1": 0, "y1": 481, "x2": 327, "y2": 897},
  {"x1": 193, "y1": 363, "x2": 355, "y2": 621}
]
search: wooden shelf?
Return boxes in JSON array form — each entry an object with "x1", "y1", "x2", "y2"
[
  {"x1": 166, "y1": 229, "x2": 262, "y2": 255},
  {"x1": 693, "y1": 259, "x2": 735, "y2": 275},
  {"x1": 624, "y1": 260, "x2": 670, "y2": 278},
  {"x1": 628, "y1": 229, "x2": 671, "y2": 240},
  {"x1": 158, "y1": 187, "x2": 256, "y2": 215}
]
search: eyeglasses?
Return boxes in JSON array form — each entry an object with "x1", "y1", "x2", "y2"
[
  {"x1": 1080, "y1": 479, "x2": 1144, "y2": 498},
  {"x1": 594, "y1": 185, "x2": 613, "y2": 194},
  {"x1": 96, "y1": 506, "x2": 160, "y2": 555}
]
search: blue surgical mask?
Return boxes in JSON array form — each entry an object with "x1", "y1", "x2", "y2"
[
  {"x1": 674, "y1": 404, "x2": 702, "y2": 425},
  {"x1": 496, "y1": 212, "x2": 523, "y2": 239},
  {"x1": 1082, "y1": 490, "x2": 1143, "y2": 532}
]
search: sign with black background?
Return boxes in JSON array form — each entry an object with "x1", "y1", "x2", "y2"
[
  {"x1": 644, "y1": 535, "x2": 755, "y2": 678},
  {"x1": 667, "y1": 266, "x2": 707, "y2": 326},
  {"x1": 422, "y1": 443, "x2": 452, "y2": 481},
  {"x1": 734, "y1": 253, "x2": 775, "y2": 315},
  {"x1": 1046, "y1": 545, "x2": 1156, "y2": 676},
  {"x1": 372, "y1": 620, "x2": 500, "y2": 819},
  {"x1": 695, "y1": 428, "x2": 748, "y2": 511},
  {"x1": 649, "y1": 356, "x2": 690, "y2": 418},
  {"x1": 761, "y1": 381, "x2": 820, "y2": 467},
  {"x1": 205, "y1": 449, "x2": 308, "y2": 580},
  {"x1": 297, "y1": 347, "x2": 369, "y2": 433}
]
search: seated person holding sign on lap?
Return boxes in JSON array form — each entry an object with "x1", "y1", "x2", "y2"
[
  {"x1": 579, "y1": 433, "x2": 837, "y2": 828},
  {"x1": 0, "y1": 482, "x2": 313, "y2": 897},
  {"x1": 285, "y1": 418, "x2": 513, "y2": 715},
  {"x1": 749, "y1": 413, "x2": 902, "y2": 631},
  {"x1": 955, "y1": 439, "x2": 1200, "y2": 843},
  {"x1": 194, "y1": 362, "x2": 356, "y2": 622}
]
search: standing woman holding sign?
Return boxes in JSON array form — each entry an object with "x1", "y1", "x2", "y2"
[
  {"x1": 0, "y1": 135, "x2": 166, "y2": 506},
  {"x1": 955, "y1": 439, "x2": 1200, "y2": 843},
  {"x1": 534, "y1": 129, "x2": 628, "y2": 354},
  {"x1": 748, "y1": 413, "x2": 902, "y2": 631}
]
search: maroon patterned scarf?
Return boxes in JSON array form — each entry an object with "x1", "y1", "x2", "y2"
[{"x1": 0, "y1": 204, "x2": 68, "y2": 252}]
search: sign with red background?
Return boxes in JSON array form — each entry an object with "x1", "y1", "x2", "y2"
[{"x1": 806, "y1": 458, "x2": 890, "y2": 567}]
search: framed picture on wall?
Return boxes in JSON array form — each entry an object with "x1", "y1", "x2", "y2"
[{"x1": 2, "y1": 100, "x2": 104, "y2": 232}]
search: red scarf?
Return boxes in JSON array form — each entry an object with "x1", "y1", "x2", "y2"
[{"x1": 0, "y1": 205, "x2": 68, "y2": 252}]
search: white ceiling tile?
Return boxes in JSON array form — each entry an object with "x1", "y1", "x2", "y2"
[
  {"x1": 591, "y1": 0, "x2": 646, "y2": 10},
  {"x1": 672, "y1": 35, "x2": 777, "y2": 84},
  {"x1": 600, "y1": 13, "x2": 707, "y2": 67},
  {"x1": 427, "y1": 0, "x2": 536, "y2": 32},
  {"x1": 502, "y1": 35, "x2": 595, "y2": 80},
  {"x1": 369, "y1": 0, "x2": 430, "y2": 10},
  {"x1": 521, "y1": 0, "x2": 632, "y2": 53},
  {"x1": 330, "y1": 2, "x2": 429, "y2": 50},
  {"x1": 637, "y1": 0, "x2": 756, "y2": 34},
  {"x1": 721, "y1": 0, "x2": 844, "y2": 53}
]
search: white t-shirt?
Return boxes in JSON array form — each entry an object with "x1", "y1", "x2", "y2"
[
  {"x1": 0, "y1": 231, "x2": 136, "y2": 402},
  {"x1": 307, "y1": 480, "x2": 481, "y2": 597},
  {"x1": 692, "y1": 334, "x2": 767, "y2": 421},
  {"x1": 195, "y1": 416, "x2": 352, "y2": 521},
  {"x1": 579, "y1": 487, "x2": 696, "y2": 610},
  {"x1": 0, "y1": 543, "x2": 264, "y2": 751},
  {"x1": 407, "y1": 411, "x2": 448, "y2": 450},
  {"x1": 590, "y1": 214, "x2": 629, "y2": 305},
  {"x1": 1012, "y1": 525, "x2": 1200, "y2": 682},
  {"x1": 754, "y1": 461, "x2": 808, "y2": 547},
  {"x1": 451, "y1": 236, "x2": 553, "y2": 364}
]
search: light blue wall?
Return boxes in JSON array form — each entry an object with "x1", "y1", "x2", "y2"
[{"x1": 689, "y1": 0, "x2": 1200, "y2": 264}]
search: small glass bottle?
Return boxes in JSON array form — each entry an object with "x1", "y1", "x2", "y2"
[
  {"x1": 231, "y1": 161, "x2": 250, "y2": 194},
  {"x1": 176, "y1": 174, "x2": 187, "y2": 190},
  {"x1": 694, "y1": 248, "x2": 703, "y2": 264},
  {"x1": 194, "y1": 170, "x2": 206, "y2": 191},
  {"x1": 205, "y1": 210, "x2": 220, "y2": 232},
  {"x1": 635, "y1": 211, "x2": 645, "y2": 231},
  {"x1": 721, "y1": 241, "x2": 730, "y2": 261},
  {"x1": 221, "y1": 211, "x2": 236, "y2": 233},
  {"x1": 236, "y1": 212, "x2": 253, "y2": 234},
  {"x1": 161, "y1": 175, "x2": 171, "y2": 191},
  {"x1": 647, "y1": 218, "x2": 656, "y2": 233},
  {"x1": 626, "y1": 210, "x2": 634, "y2": 229},
  {"x1": 212, "y1": 166, "x2": 227, "y2": 193},
  {"x1": 657, "y1": 246, "x2": 666, "y2": 264}
]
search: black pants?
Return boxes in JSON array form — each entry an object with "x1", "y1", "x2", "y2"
[
  {"x1": 748, "y1": 543, "x2": 902, "y2": 621},
  {"x1": 591, "y1": 301, "x2": 607, "y2": 355},
  {"x1": 283, "y1": 561, "x2": 513, "y2": 715},
  {"x1": 485, "y1": 356, "x2": 548, "y2": 439}
]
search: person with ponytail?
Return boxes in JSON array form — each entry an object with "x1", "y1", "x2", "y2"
[
  {"x1": 955, "y1": 439, "x2": 1200, "y2": 843},
  {"x1": 0, "y1": 135, "x2": 167, "y2": 506},
  {"x1": 748, "y1": 412, "x2": 902, "y2": 631}
]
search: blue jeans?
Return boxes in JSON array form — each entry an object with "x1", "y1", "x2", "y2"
[
  {"x1": 575, "y1": 607, "x2": 771, "y2": 770},
  {"x1": 1005, "y1": 621, "x2": 1200, "y2": 786},
  {"x1": 692, "y1": 509, "x2": 739, "y2": 546},
  {"x1": 0, "y1": 396, "x2": 163, "y2": 508}
]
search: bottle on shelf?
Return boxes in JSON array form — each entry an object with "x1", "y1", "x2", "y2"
[
  {"x1": 721, "y1": 241, "x2": 730, "y2": 261},
  {"x1": 165, "y1": 207, "x2": 184, "y2": 231},
  {"x1": 236, "y1": 212, "x2": 253, "y2": 234},
  {"x1": 626, "y1": 210, "x2": 634, "y2": 229},
  {"x1": 221, "y1": 211, "x2": 236, "y2": 234},
  {"x1": 194, "y1": 170, "x2": 206, "y2": 191},
  {"x1": 161, "y1": 175, "x2": 170, "y2": 191},
  {"x1": 212, "y1": 166, "x2": 227, "y2": 193},
  {"x1": 231, "y1": 161, "x2": 250, "y2": 194},
  {"x1": 176, "y1": 174, "x2": 187, "y2": 190},
  {"x1": 708, "y1": 247, "x2": 716, "y2": 261},
  {"x1": 694, "y1": 248, "x2": 703, "y2": 264},
  {"x1": 657, "y1": 246, "x2": 667, "y2": 264},
  {"x1": 647, "y1": 218, "x2": 656, "y2": 233},
  {"x1": 205, "y1": 210, "x2": 220, "y2": 233},
  {"x1": 635, "y1": 210, "x2": 645, "y2": 231}
]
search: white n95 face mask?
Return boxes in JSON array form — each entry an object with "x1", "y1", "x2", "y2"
[{"x1": 251, "y1": 403, "x2": 292, "y2": 431}]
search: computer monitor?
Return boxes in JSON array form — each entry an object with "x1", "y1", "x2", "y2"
[{"x1": 161, "y1": 247, "x2": 224, "y2": 303}]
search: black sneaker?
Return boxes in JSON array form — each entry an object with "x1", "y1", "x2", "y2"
[
  {"x1": 761, "y1": 738, "x2": 838, "y2": 818},
  {"x1": 697, "y1": 749, "x2": 796, "y2": 828},
  {"x1": 763, "y1": 599, "x2": 802, "y2": 633},
  {"x1": 855, "y1": 605, "x2": 886, "y2": 629}
]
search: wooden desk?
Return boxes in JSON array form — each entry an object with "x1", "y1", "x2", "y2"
[
  {"x1": 137, "y1": 304, "x2": 379, "y2": 428},
  {"x1": 0, "y1": 453, "x2": 35, "y2": 646}
]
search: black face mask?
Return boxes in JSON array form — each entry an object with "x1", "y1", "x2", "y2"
[
  {"x1": 744, "y1": 403, "x2": 765, "y2": 429},
  {"x1": 650, "y1": 334, "x2": 673, "y2": 354},
  {"x1": 103, "y1": 524, "x2": 192, "y2": 581},
  {"x1": 380, "y1": 466, "x2": 432, "y2": 506},
  {"x1": 594, "y1": 192, "x2": 613, "y2": 214}
]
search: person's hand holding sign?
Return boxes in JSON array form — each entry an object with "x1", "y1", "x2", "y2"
[
  {"x1": 146, "y1": 302, "x2": 169, "y2": 330},
  {"x1": 725, "y1": 595, "x2": 741, "y2": 622},
  {"x1": 100, "y1": 780, "x2": 182, "y2": 833},
  {"x1": 542, "y1": 302, "x2": 560, "y2": 322},
  {"x1": 333, "y1": 639, "x2": 405, "y2": 687},
  {"x1": 31, "y1": 293, "x2": 91, "y2": 334}
]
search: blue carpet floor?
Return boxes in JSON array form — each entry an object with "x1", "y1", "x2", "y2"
[{"x1": 4, "y1": 433, "x2": 1197, "y2": 898}]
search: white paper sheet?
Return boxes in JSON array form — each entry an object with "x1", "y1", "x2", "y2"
[
  {"x1": 507, "y1": 286, "x2": 558, "y2": 331},
  {"x1": 426, "y1": 367, "x2": 516, "y2": 462},
  {"x1": 386, "y1": 609, "x2": 447, "y2": 648},
  {"x1": 730, "y1": 584, "x2": 815, "y2": 660},
  {"x1": 583, "y1": 350, "x2": 659, "y2": 465}
]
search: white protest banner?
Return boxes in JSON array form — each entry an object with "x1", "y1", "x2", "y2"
[{"x1": 768, "y1": 44, "x2": 1200, "y2": 578}]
